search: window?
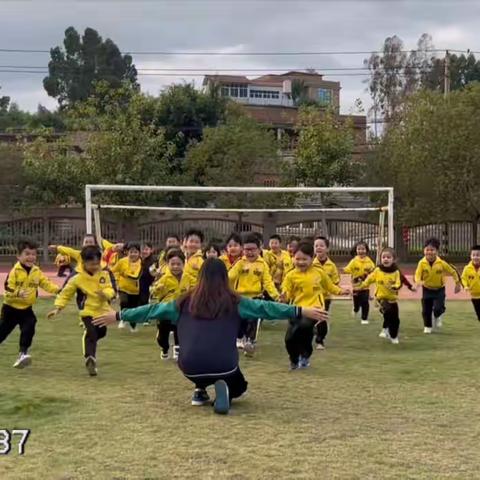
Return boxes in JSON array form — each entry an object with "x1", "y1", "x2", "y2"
[
  {"x1": 250, "y1": 89, "x2": 280, "y2": 99},
  {"x1": 317, "y1": 88, "x2": 332, "y2": 105},
  {"x1": 263, "y1": 179, "x2": 277, "y2": 187},
  {"x1": 221, "y1": 83, "x2": 248, "y2": 98}
]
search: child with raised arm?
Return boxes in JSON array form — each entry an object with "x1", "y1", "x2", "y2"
[
  {"x1": 462, "y1": 245, "x2": 480, "y2": 322},
  {"x1": 48, "y1": 246, "x2": 116, "y2": 376},
  {"x1": 414, "y1": 237, "x2": 461, "y2": 334},
  {"x1": 1, "y1": 240, "x2": 60, "y2": 368},
  {"x1": 344, "y1": 241, "x2": 375, "y2": 325}
]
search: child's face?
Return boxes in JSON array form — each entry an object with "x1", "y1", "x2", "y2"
[
  {"x1": 141, "y1": 245, "x2": 153, "y2": 258},
  {"x1": 381, "y1": 251, "x2": 394, "y2": 267},
  {"x1": 294, "y1": 250, "x2": 313, "y2": 272},
  {"x1": 314, "y1": 239, "x2": 328, "y2": 258},
  {"x1": 227, "y1": 240, "x2": 242, "y2": 258},
  {"x1": 424, "y1": 245, "x2": 437, "y2": 261},
  {"x1": 287, "y1": 241, "x2": 299, "y2": 256},
  {"x1": 185, "y1": 235, "x2": 201, "y2": 255},
  {"x1": 356, "y1": 244, "x2": 367, "y2": 257},
  {"x1": 243, "y1": 243, "x2": 260, "y2": 262},
  {"x1": 206, "y1": 247, "x2": 219, "y2": 259},
  {"x1": 84, "y1": 259, "x2": 101, "y2": 275},
  {"x1": 168, "y1": 257, "x2": 184, "y2": 276},
  {"x1": 128, "y1": 248, "x2": 140, "y2": 262},
  {"x1": 269, "y1": 239, "x2": 281, "y2": 252},
  {"x1": 471, "y1": 250, "x2": 480, "y2": 266},
  {"x1": 166, "y1": 237, "x2": 180, "y2": 249},
  {"x1": 82, "y1": 235, "x2": 96, "y2": 247},
  {"x1": 18, "y1": 248, "x2": 37, "y2": 267}
]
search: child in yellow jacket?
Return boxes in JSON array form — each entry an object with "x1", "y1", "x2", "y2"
[
  {"x1": 179, "y1": 229, "x2": 205, "y2": 293},
  {"x1": 48, "y1": 246, "x2": 116, "y2": 376},
  {"x1": 461, "y1": 245, "x2": 480, "y2": 321},
  {"x1": 414, "y1": 237, "x2": 461, "y2": 333},
  {"x1": 263, "y1": 234, "x2": 294, "y2": 289},
  {"x1": 1, "y1": 240, "x2": 59, "y2": 368},
  {"x1": 150, "y1": 249, "x2": 186, "y2": 361},
  {"x1": 344, "y1": 241, "x2": 376, "y2": 325},
  {"x1": 219, "y1": 232, "x2": 243, "y2": 271}
]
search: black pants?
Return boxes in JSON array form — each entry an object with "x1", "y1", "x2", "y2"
[
  {"x1": 57, "y1": 264, "x2": 72, "y2": 277},
  {"x1": 156, "y1": 320, "x2": 179, "y2": 353},
  {"x1": 245, "y1": 319, "x2": 260, "y2": 342},
  {"x1": 285, "y1": 319, "x2": 314, "y2": 364},
  {"x1": 185, "y1": 367, "x2": 248, "y2": 400},
  {"x1": 421, "y1": 287, "x2": 446, "y2": 328},
  {"x1": 353, "y1": 290, "x2": 370, "y2": 320},
  {"x1": 315, "y1": 299, "x2": 331, "y2": 344},
  {"x1": 82, "y1": 316, "x2": 107, "y2": 359},
  {"x1": 380, "y1": 301, "x2": 400, "y2": 339},
  {"x1": 119, "y1": 292, "x2": 140, "y2": 329},
  {"x1": 472, "y1": 299, "x2": 480, "y2": 321},
  {"x1": 0, "y1": 304, "x2": 37, "y2": 354}
]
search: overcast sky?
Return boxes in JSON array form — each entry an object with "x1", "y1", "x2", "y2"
[{"x1": 1, "y1": 0, "x2": 479, "y2": 115}]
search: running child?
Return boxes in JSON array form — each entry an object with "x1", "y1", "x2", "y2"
[
  {"x1": 344, "y1": 241, "x2": 376, "y2": 325},
  {"x1": 414, "y1": 237, "x2": 461, "y2": 333},
  {"x1": 264, "y1": 234, "x2": 294, "y2": 289},
  {"x1": 54, "y1": 252, "x2": 72, "y2": 277},
  {"x1": 462, "y1": 245, "x2": 480, "y2": 321},
  {"x1": 286, "y1": 235, "x2": 301, "y2": 258},
  {"x1": 1, "y1": 240, "x2": 60, "y2": 368},
  {"x1": 111, "y1": 242, "x2": 142, "y2": 332},
  {"x1": 156, "y1": 234, "x2": 181, "y2": 274},
  {"x1": 220, "y1": 233, "x2": 243, "y2": 270},
  {"x1": 48, "y1": 246, "x2": 116, "y2": 376},
  {"x1": 179, "y1": 229, "x2": 205, "y2": 292}
]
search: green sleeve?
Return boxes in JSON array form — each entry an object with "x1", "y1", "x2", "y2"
[
  {"x1": 238, "y1": 297, "x2": 301, "y2": 321},
  {"x1": 120, "y1": 301, "x2": 180, "y2": 324}
]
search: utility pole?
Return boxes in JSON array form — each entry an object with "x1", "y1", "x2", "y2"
[{"x1": 444, "y1": 50, "x2": 450, "y2": 98}]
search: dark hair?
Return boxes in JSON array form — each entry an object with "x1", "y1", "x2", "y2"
[
  {"x1": 269, "y1": 234, "x2": 281, "y2": 242},
  {"x1": 81, "y1": 245, "x2": 102, "y2": 262},
  {"x1": 203, "y1": 242, "x2": 222, "y2": 259},
  {"x1": 125, "y1": 241, "x2": 141, "y2": 252},
  {"x1": 351, "y1": 241, "x2": 370, "y2": 257},
  {"x1": 287, "y1": 235, "x2": 301, "y2": 244},
  {"x1": 166, "y1": 233, "x2": 180, "y2": 242},
  {"x1": 17, "y1": 239, "x2": 38, "y2": 254},
  {"x1": 424, "y1": 237, "x2": 440, "y2": 250},
  {"x1": 314, "y1": 235, "x2": 330, "y2": 248},
  {"x1": 252, "y1": 231, "x2": 264, "y2": 244},
  {"x1": 243, "y1": 232, "x2": 261, "y2": 248},
  {"x1": 185, "y1": 228, "x2": 204, "y2": 243},
  {"x1": 471, "y1": 245, "x2": 480, "y2": 252},
  {"x1": 83, "y1": 234, "x2": 98, "y2": 245},
  {"x1": 225, "y1": 232, "x2": 243, "y2": 246},
  {"x1": 296, "y1": 241, "x2": 314, "y2": 257},
  {"x1": 166, "y1": 248, "x2": 185, "y2": 263},
  {"x1": 181, "y1": 258, "x2": 239, "y2": 319},
  {"x1": 142, "y1": 242, "x2": 153, "y2": 249}
]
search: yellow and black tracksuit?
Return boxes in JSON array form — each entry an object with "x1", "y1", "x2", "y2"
[
  {"x1": 263, "y1": 249, "x2": 294, "y2": 289},
  {"x1": 313, "y1": 256, "x2": 340, "y2": 312},
  {"x1": 54, "y1": 268, "x2": 116, "y2": 359},
  {"x1": 228, "y1": 256, "x2": 279, "y2": 342},
  {"x1": 281, "y1": 266, "x2": 325, "y2": 364},
  {"x1": 150, "y1": 268, "x2": 185, "y2": 354},
  {"x1": 344, "y1": 255, "x2": 376, "y2": 321},
  {"x1": 462, "y1": 262, "x2": 480, "y2": 321},
  {"x1": 1, "y1": 262, "x2": 59, "y2": 354},
  {"x1": 55, "y1": 253, "x2": 72, "y2": 277},
  {"x1": 358, "y1": 266, "x2": 402, "y2": 339},
  {"x1": 415, "y1": 256, "x2": 461, "y2": 327},
  {"x1": 179, "y1": 250, "x2": 204, "y2": 292},
  {"x1": 111, "y1": 257, "x2": 142, "y2": 329}
]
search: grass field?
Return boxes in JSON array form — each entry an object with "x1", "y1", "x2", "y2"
[{"x1": 2, "y1": 299, "x2": 480, "y2": 480}]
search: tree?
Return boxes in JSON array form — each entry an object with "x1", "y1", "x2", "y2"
[
  {"x1": 366, "y1": 83, "x2": 480, "y2": 242},
  {"x1": 43, "y1": 27, "x2": 138, "y2": 107},
  {"x1": 291, "y1": 106, "x2": 355, "y2": 188}
]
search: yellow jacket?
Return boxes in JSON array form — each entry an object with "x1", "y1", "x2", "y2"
[
  {"x1": 281, "y1": 266, "x2": 325, "y2": 308},
  {"x1": 55, "y1": 269, "x2": 116, "y2": 317},
  {"x1": 344, "y1": 256, "x2": 376, "y2": 288},
  {"x1": 57, "y1": 239, "x2": 116, "y2": 273},
  {"x1": 111, "y1": 257, "x2": 142, "y2": 295},
  {"x1": 358, "y1": 267, "x2": 402, "y2": 302},
  {"x1": 228, "y1": 256, "x2": 279, "y2": 300},
  {"x1": 55, "y1": 253, "x2": 71, "y2": 267},
  {"x1": 219, "y1": 254, "x2": 242, "y2": 271},
  {"x1": 150, "y1": 268, "x2": 184, "y2": 303},
  {"x1": 313, "y1": 257, "x2": 340, "y2": 299},
  {"x1": 415, "y1": 257, "x2": 461, "y2": 289},
  {"x1": 179, "y1": 250, "x2": 204, "y2": 292},
  {"x1": 3, "y1": 262, "x2": 59, "y2": 309},
  {"x1": 461, "y1": 262, "x2": 480, "y2": 299},
  {"x1": 263, "y1": 249, "x2": 294, "y2": 285}
]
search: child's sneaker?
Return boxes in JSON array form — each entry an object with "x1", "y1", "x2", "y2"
[
  {"x1": 236, "y1": 338, "x2": 244, "y2": 349},
  {"x1": 298, "y1": 356, "x2": 311, "y2": 369},
  {"x1": 243, "y1": 340, "x2": 255, "y2": 357},
  {"x1": 316, "y1": 342, "x2": 325, "y2": 351},
  {"x1": 423, "y1": 327, "x2": 432, "y2": 334},
  {"x1": 13, "y1": 353, "x2": 31, "y2": 369},
  {"x1": 85, "y1": 356, "x2": 97, "y2": 376},
  {"x1": 173, "y1": 346, "x2": 180, "y2": 361},
  {"x1": 379, "y1": 328, "x2": 389, "y2": 339},
  {"x1": 290, "y1": 361, "x2": 299, "y2": 370},
  {"x1": 160, "y1": 352, "x2": 169, "y2": 360},
  {"x1": 191, "y1": 388, "x2": 210, "y2": 406},
  {"x1": 129, "y1": 324, "x2": 137, "y2": 333},
  {"x1": 390, "y1": 337, "x2": 399, "y2": 344},
  {"x1": 118, "y1": 320, "x2": 126, "y2": 329},
  {"x1": 434, "y1": 315, "x2": 443, "y2": 328},
  {"x1": 213, "y1": 380, "x2": 230, "y2": 415},
  {"x1": 361, "y1": 320, "x2": 369, "y2": 325},
  {"x1": 352, "y1": 309, "x2": 358, "y2": 318}
]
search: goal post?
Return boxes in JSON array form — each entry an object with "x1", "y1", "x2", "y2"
[{"x1": 85, "y1": 184, "x2": 395, "y2": 248}]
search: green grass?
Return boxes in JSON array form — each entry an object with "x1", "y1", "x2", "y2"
[{"x1": 2, "y1": 299, "x2": 480, "y2": 479}]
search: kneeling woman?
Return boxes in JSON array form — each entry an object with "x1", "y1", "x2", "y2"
[{"x1": 94, "y1": 258, "x2": 327, "y2": 415}]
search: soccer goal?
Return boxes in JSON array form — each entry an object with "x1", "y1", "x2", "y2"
[{"x1": 85, "y1": 185, "x2": 394, "y2": 259}]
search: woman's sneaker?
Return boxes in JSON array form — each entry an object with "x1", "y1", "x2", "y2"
[
  {"x1": 191, "y1": 388, "x2": 210, "y2": 406},
  {"x1": 213, "y1": 380, "x2": 230, "y2": 414},
  {"x1": 13, "y1": 353, "x2": 32, "y2": 369}
]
